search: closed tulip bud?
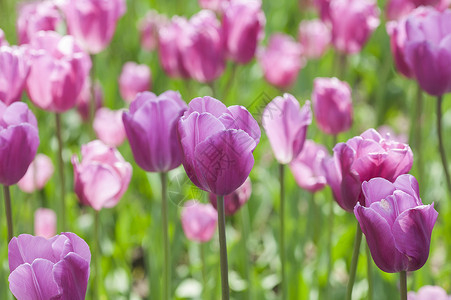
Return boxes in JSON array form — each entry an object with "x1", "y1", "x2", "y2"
[
  {"x1": 262, "y1": 94, "x2": 311, "y2": 164},
  {"x1": 18, "y1": 154, "x2": 54, "y2": 193},
  {"x1": 178, "y1": 96, "x2": 260, "y2": 195},
  {"x1": 408, "y1": 286, "x2": 450, "y2": 300},
  {"x1": 198, "y1": 0, "x2": 230, "y2": 13},
  {"x1": 222, "y1": 0, "x2": 266, "y2": 64},
  {"x1": 26, "y1": 31, "x2": 91, "y2": 113},
  {"x1": 355, "y1": 174, "x2": 438, "y2": 273},
  {"x1": 298, "y1": 19, "x2": 331, "y2": 59},
  {"x1": 123, "y1": 91, "x2": 187, "y2": 172},
  {"x1": 181, "y1": 200, "x2": 218, "y2": 242},
  {"x1": 0, "y1": 29, "x2": 8, "y2": 46},
  {"x1": 72, "y1": 140, "x2": 132, "y2": 211},
  {"x1": 119, "y1": 62, "x2": 152, "y2": 103},
  {"x1": 58, "y1": 0, "x2": 126, "y2": 54},
  {"x1": 34, "y1": 208, "x2": 57, "y2": 239},
  {"x1": 258, "y1": 34, "x2": 304, "y2": 88},
  {"x1": 324, "y1": 128, "x2": 413, "y2": 212},
  {"x1": 0, "y1": 46, "x2": 30, "y2": 105},
  {"x1": 76, "y1": 79, "x2": 104, "y2": 122},
  {"x1": 312, "y1": 77, "x2": 352, "y2": 135},
  {"x1": 8, "y1": 233, "x2": 91, "y2": 299},
  {"x1": 93, "y1": 108, "x2": 126, "y2": 147},
  {"x1": 0, "y1": 102, "x2": 39, "y2": 186},
  {"x1": 138, "y1": 10, "x2": 167, "y2": 52},
  {"x1": 209, "y1": 177, "x2": 252, "y2": 215}
]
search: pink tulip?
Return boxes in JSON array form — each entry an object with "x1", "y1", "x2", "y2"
[
  {"x1": 386, "y1": 0, "x2": 451, "y2": 21},
  {"x1": 72, "y1": 140, "x2": 132, "y2": 211},
  {"x1": 0, "y1": 29, "x2": 8, "y2": 46},
  {"x1": 0, "y1": 46, "x2": 30, "y2": 105},
  {"x1": 298, "y1": 19, "x2": 331, "y2": 59},
  {"x1": 76, "y1": 79, "x2": 104, "y2": 122},
  {"x1": 198, "y1": 0, "x2": 230, "y2": 12},
  {"x1": 258, "y1": 34, "x2": 304, "y2": 88},
  {"x1": 181, "y1": 200, "x2": 218, "y2": 242},
  {"x1": 138, "y1": 10, "x2": 167, "y2": 52},
  {"x1": 313, "y1": 0, "x2": 333, "y2": 21},
  {"x1": 119, "y1": 62, "x2": 152, "y2": 103},
  {"x1": 93, "y1": 108, "x2": 126, "y2": 147},
  {"x1": 408, "y1": 286, "x2": 451, "y2": 300},
  {"x1": 18, "y1": 154, "x2": 54, "y2": 193},
  {"x1": 209, "y1": 177, "x2": 252, "y2": 215},
  {"x1": 34, "y1": 208, "x2": 57, "y2": 239}
]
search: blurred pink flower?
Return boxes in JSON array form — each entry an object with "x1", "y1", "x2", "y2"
[
  {"x1": 198, "y1": 0, "x2": 230, "y2": 12},
  {"x1": 386, "y1": 0, "x2": 451, "y2": 21},
  {"x1": 408, "y1": 286, "x2": 451, "y2": 300},
  {"x1": 18, "y1": 154, "x2": 54, "y2": 193},
  {"x1": 76, "y1": 79, "x2": 104, "y2": 122},
  {"x1": 0, "y1": 29, "x2": 9, "y2": 46},
  {"x1": 209, "y1": 177, "x2": 252, "y2": 215},
  {"x1": 34, "y1": 208, "x2": 57, "y2": 239},
  {"x1": 298, "y1": 19, "x2": 331, "y2": 59},
  {"x1": 377, "y1": 125, "x2": 408, "y2": 144},
  {"x1": 119, "y1": 62, "x2": 152, "y2": 103},
  {"x1": 138, "y1": 10, "x2": 167, "y2": 52},
  {"x1": 0, "y1": 45, "x2": 30, "y2": 105},
  {"x1": 181, "y1": 200, "x2": 217, "y2": 242},
  {"x1": 93, "y1": 108, "x2": 126, "y2": 147}
]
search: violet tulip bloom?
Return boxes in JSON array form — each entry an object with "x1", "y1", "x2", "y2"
[
  {"x1": 119, "y1": 62, "x2": 152, "y2": 103},
  {"x1": 181, "y1": 200, "x2": 218, "y2": 242},
  {"x1": 0, "y1": 46, "x2": 30, "y2": 105},
  {"x1": 355, "y1": 174, "x2": 438, "y2": 273},
  {"x1": 94, "y1": 108, "x2": 126, "y2": 147},
  {"x1": 34, "y1": 208, "x2": 57, "y2": 239},
  {"x1": 324, "y1": 128, "x2": 413, "y2": 212},
  {"x1": 0, "y1": 102, "x2": 39, "y2": 186},
  {"x1": 138, "y1": 11, "x2": 167, "y2": 52},
  {"x1": 26, "y1": 31, "x2": 91, "y2": 113},
  {"x1": 222, "y1": 0, "x2": 266, "y2": 64},
  {"x1": 312, "y1": 77, "x2": 353, "y2": 135},
  {"x1": 209, "y1": 177, "x2": 252, "y2": 215},
  {"x1": 262, "y1": 94, "x2": 312, "y2": 165},
  {"x1": 178, "y1": 96, "x2": 260, "y2": 195},
  {"x1": 408, "y1": 286, "x2": 451, "y2": 300},
  {"x1": 0, "y1": 29, "x2": 9, "y2": 46},
  {"x1": 258, "y1": 34, "x2": 304, "y2": 88},
  {"x1": 76, "y1": 79, "x2": 103, "y2": 122},
  {"x1": 289, "y1": 140, "x2": 329, "y2": 193},
  {"x1": 123, "y1": 91, "x2": 187, "y2": 172},
  {"x1": 298, "y1": 19, "x2": 331, "y2": 59},
  {"x1": 58, "y1": 0, "x2": 126, "y2": 54},
  {"x1": 18, "y1": 154, "x2": 54, "y2": 193},
  {"x1": 72, "y1": 140, "x2": 132, "y2": 211},
  {"x1": 8, "y1": 233, "x2": 91, "y2": 299}
]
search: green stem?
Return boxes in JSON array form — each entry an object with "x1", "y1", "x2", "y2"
[
  {"x1": 200, "y1": 242, "x2": 207, "y2": 290},
  {"x1": 346, "y1": 222, "x2": 362, "y2": 300},
  {"x1": 279, "y1": 163, "x2": 286, "y2": 299},
  {"x1": 241, "y1": 205, "x2": 251, "y2": 299},
  {"x1": 366, "y1": 243, "x2": 373, "y2": 300},
  {"x1": 161, "y1": 172, "x2": 170, "y2": 300},
  {"x1": 411, "y1": 85, "x2": 424, "y2": 184},
  {"x1": 89, "y1": 55, "x2": 96, "y2": 136},
  {"x1": 93, "y1": 210, "x2": 100, "y2": 299},
  {"x1": 222, "y1": 63, "x2": 238, "y2": 103},
  {"x1": 3, "y1": 185, "x2": 13, "y2": 242},
  {"x1": 437, "y1": 96, "x2": 451, "y2": 197},
  {"x1": 400, "y1": 271, "x2": 407, "y2": 300},
  {"x1": 55, "y1": 113, "x2": 66, "y2": 231},
  {"x1": 217, "y1": 195, "x2": 230, "y2": 300}
]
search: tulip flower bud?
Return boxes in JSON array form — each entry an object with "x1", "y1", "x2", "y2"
[
  {"x1": 181, "y1": 200, "x2": 218, "y2": 242},
  {"x1": 34, "y1": 208, "x2": 57, "y2": 239}
]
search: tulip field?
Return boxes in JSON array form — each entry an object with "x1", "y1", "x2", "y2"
[{"x1": 2, "y1": 0, "x2": 451, "y2": 299}]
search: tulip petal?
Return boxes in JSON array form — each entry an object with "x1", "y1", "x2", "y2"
[
  {"x1": 54, "y1": 253, "x2": 90, "y2": 300},
  {"x1": 9, "y1": 235, "x2": 55, "y2": 272},
  {"x1": 362, "y1": 178, "x2": 396, "y2": 206},
  {"x1": 227, "y1": 105, "x2": 261, "y2": 145},
  {"x1": 185, "y1": 96, "x2": 228, "y2": 118},
  {"x1": 393, "y1": 173, "x2": 421, "y2": 204}
]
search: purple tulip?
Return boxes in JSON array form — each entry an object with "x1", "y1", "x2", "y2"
[
  {"x1": 408, "y1": 286, "x2": 451, "y2": 300},
  {"x1": 222, "y1": 0, "x2": 266, "y2": 64},
  {"x1": 94, "y1": 108, "x2": 126, "y2": 147},
  {"x1": 26, "y1": 31, "x2": 91, "y2": 113},
  {"x1": 289, "y1": 140, "x2": 329, "y2": 193},
  {"x1": 0, "y1": 46, "x2": 30, "y2": 105},
  {"x1": 138, "y1": 11, "x2": 167, "y2": 52},
  {"x1": 209, "y1": 177, "x2": 252, "y2": 215},
  {"x1": 76, "y1": 79, "x2": 104, "y2": 122},
  {"x1": 58, "y1": 0, "x2": 126, "y2": 54},
  {"x1": 298, "y1": 19, "x2": 331, "y2": 59},
  {"x1": 312, "y1": 77, "x2": 353, "y2": 135},
  {"x1": 8, "y1": 233, "x2": 91, "y2": 299},
  {"x1": 18, "y1": 154, "x2": 54, "y2": 193},
  {"x1": 324, "y1": 128, "x2": 413, "y2": 212},
  {"x1": 34, "y1": 208, "x2": 57, "y2": 239},
  {"x1": 123, "y1": 91, "x2": 187, "y2": 173},
  {"x1": 262, "y1": 94, "x2": 311, "y2": 164},
  {"x1": 355, "y1": 174, "x2": 438, "y2": 273},
  {"x1": 72, "y1": 140, "x2": 132, "y2": 211},
  {"x1": 258, "y1": 34, "x2": 304, "y2": 88},
  {"x1": 0, "y1": 29, "x2": 8, "y2": 46},
  {"x1": 178, "y1": 96, "x2": 260, "y2": 195},
  {"x1": 181, "y1": 200, "x2": 218, "y2": 242},
  {"x1": 119, "y1": 62, "x2": 152, "y2": 103},
  {"x1": 0, "y1": 102, "x2": 39, "y2": 186}
]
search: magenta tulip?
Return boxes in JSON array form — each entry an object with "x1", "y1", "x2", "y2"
[
  {"x1": 93, "y1": 108, "x2": 126, "y2": 147},
  {"x1": 181, "y1": 200, "x2": 218, "y2": 242},
  {"x1": 138, "y1": 11, "x2": 167, "y2": 52},
  {"x1": 8, "y1": 233, "x2": 91, "y2": 299},
  {"x1": 58, "y1": 0, "x2": 126, "y2": 54},
  {"x1": 408, "y1": 286, "x2": 451, "y2": 300},
  {"x1": 76, "y1": 79, "x2": 103, "y2": 122},
  {"x1": 178, "y1": 96, "x2": 260, "y2": 195},
  {"x1": 26, "y1": 31, "x2": 91, "y2": 113},
  {"x1": 222, "y1": 0, "x2": 266, "y2": 64},
  {"x1": 209, "y1": 177, "x2": 252, "y2": 215},
  {"x1": 355, "y1": 174, "x2": 438, "y2": 273},
  {"x1": 324, "y1": 128, "x2": 413, "y2": 212},
  {"x1": 18, "y1": 154, "x2": 54, "y2": 193},
  {"x1": 258, "y1": 34, "x2": 304, "y2": 88},
  {"x1": 0, "y1": 102, "x2": 39, "y2": 186},
  {"x1": 72, "y1": 140, "x2": 132, "y2": 211},
  {"x1": 123, "y1": 91, "x2": 187, "y2": 173},
  {"x1": 119, "y1": 62, "x2": 152, "y2": 103},
  {"x1": 298, "y1": 19, "x2": 331, "y2": 59},
  {"x1": 0, "y1": 28, "x2": 9, "y2": 46},
  {"x1": 34, "y1": 208, "x2": 57, "y2": 239},
  {"x1": 0, "y1": 46, "x2": 30, "y2": 105},
  {"x1": 262, "y1": 94, "x2": 311, "y2": 164},
  {"x1": 312, "y1": 77, "x2": 353, "y2": 135}
]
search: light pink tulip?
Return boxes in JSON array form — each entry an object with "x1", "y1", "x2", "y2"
[
  {"x1": 181, "y1": 200, "x2": 217, "y2": 242},
  {"x1": 0, "y1": 46, "x2": 30, "y2": 105},
  {"x1": 93, "y1": 108, "x2": 126, "y2": 147},
  {"x1": 34, "y1": 208, "x2": 56, "y2": 239},
  {"x1": 17, "y1": 154, "x2": 54, "y2": 193},
  {"x1": 138, "y1": 10, "x2": 167, "y2": 52},
  {"x1": 298, "y1": 19, "x2": 331, "y2": 59},
  {"x1": 76, "y1": 79, "x2": 104, "y2": 122},
  {"x1": 119, "y1": 62, "x2": 152, "y2": 103},
  {"x1": 0, "y1": 29, "x2": 8, "y2": 46},
  {"x1": 408, "y1": 286, "x2": 451, "y2": 300}
]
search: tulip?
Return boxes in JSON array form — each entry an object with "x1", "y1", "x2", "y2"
[
  {"x1": 0, "y1": 28, "x2": 8, "y2": 46},
  {"x1": 58, "y1": 0, "x2": 126, "y2": 54},
  {"x1": 34, "y1": 208, "x2": 57, "y2": 239},
  {"x1": 76, "y1": 79, "x2": 104, "y2": 122},
  {"x1": 262, "y1": 94, "x2": 311, "y2": 165},
  {"x1": 0, "y1": 46, "x2": 30, "y2": 106},
  {"x1": 298, "y1": 19, "x2": 331, "y2": 59},
  {"x1": 222, "y1": 0, "x2": 266, "y2": 64},
  {"x1": 313, "y1": 0, "x2": 332, "y2": 21},
  {"x1": 258, "y1": 34, "x2": 304, "y2": 88},
  {"x1": 8, "y1": 233, "x2": 91, "y2": 299},
  {"x1": 312, "y1": 77, "x2": 352, "y2": 135},
  {"x1": 198, "y1": 0, "x2": 230, "y2": 12},
  {"x1": 93, "y1": 108, "x2": 126, "y2": 147},
  {"x1": 408, "y1": 286, "x2": 451, "y2": 300},
  {"x1": 18, "y1": 154, "x2": 54, "y2": 193},
  {"x1": 209, "y1": 177, "x2": 252, "y2": 215},
  {"x1": 138, "y1": 10, "x2": 167, "y2": 52},
  {"x1": 119, "y1": 62, "x2": 152, "y2": 103},
  {"x1": 181, "y1": 200, "x2": 218, "y2": 242},
  {"x1": 72, "y1": 140, "x2": 132, "y2": 211},
  {"x1": 355, "y1": 174, "x2": 438, "y2": 273}
]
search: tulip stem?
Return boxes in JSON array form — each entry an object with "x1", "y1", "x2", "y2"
[
  {"x1": 436, "y1": 96, "x2": 451, "y2": 197},
  {"x1": 161, "y1": 172, "x2": 170, "y2": 300},
  {"x1": 217, "y1": 195, "x2": 230, "y2": 300},
  {"x1": 366, "y1": 243, "x2": 373, "y2": 300},
  {"x1": 279, "y1": 163, "x2": 286, "y2": 299},
  {"x1": 222, "y1": 63, "x2": 238, "y2": 103},
  {"x1": 55, "y1": 113, "x2": 66, "y2": 231},
  {"x1": 3, "y1": 185, "x2": 13, "y2": 242},
  {"x1": 89, "y1": 54, "x2": 96, "y2": 139},
  {"x1": 413, "y1": 85, "x2": 424, "y2": 184},
  {"x1": 93, "y1": 210, "x2": 100, "y2": 299},
  {"x1": 400, "y1": 271, "x2": 407, "y2": 300},
  {"x1": 200, "y1": 242, "x2": 207, "y2": 290},
  {"x1": 346, "y1": 222, "x2": 362, "y2": 300}
]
